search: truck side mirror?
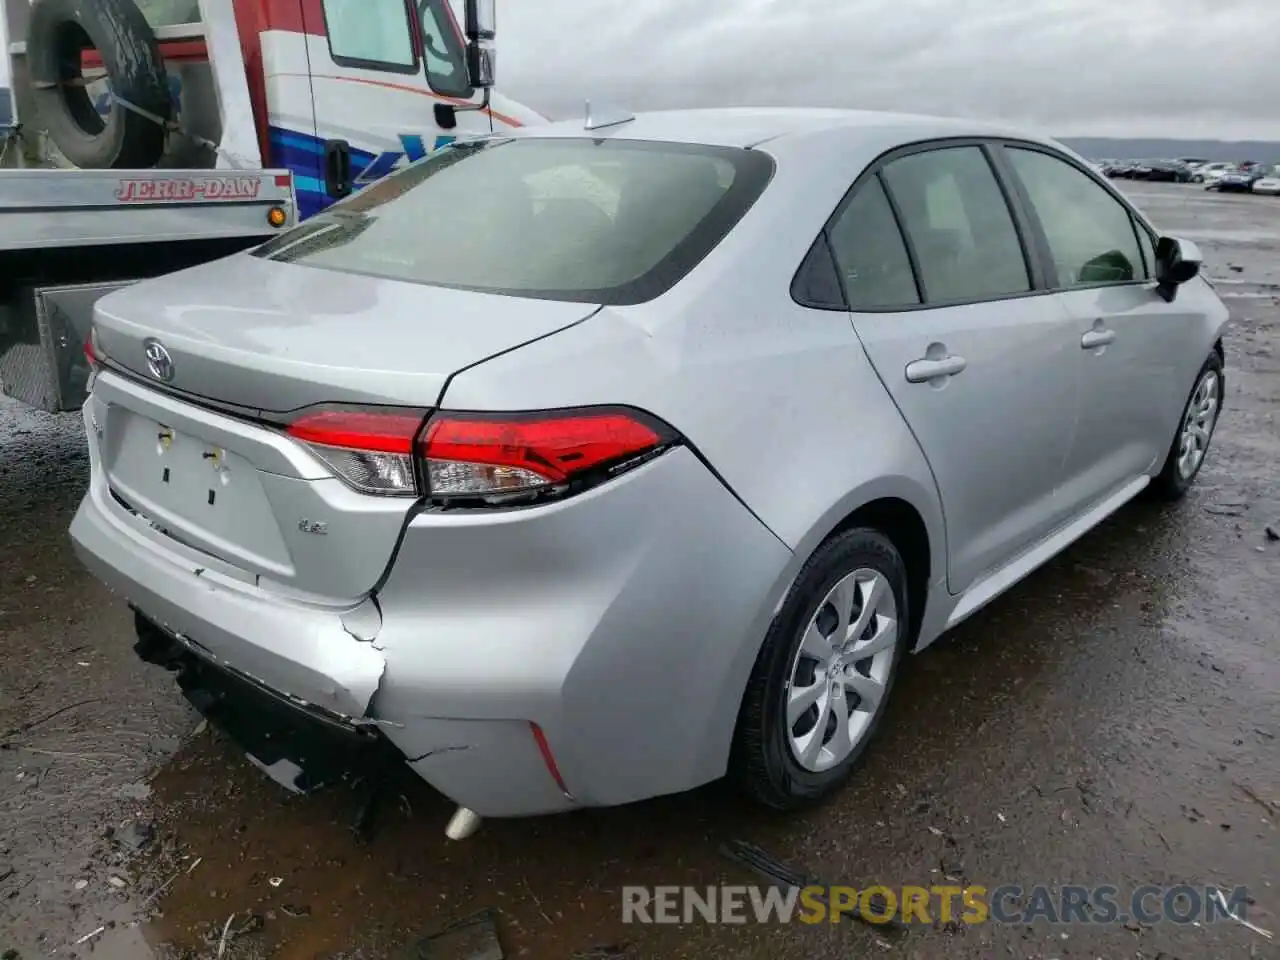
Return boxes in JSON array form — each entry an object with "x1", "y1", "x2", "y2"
[{"x1": 464, "y1": 0, "x2": 496, "y2": 89}]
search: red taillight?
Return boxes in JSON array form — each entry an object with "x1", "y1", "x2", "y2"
[
  {"x1": 286, "y1": 407, "x2": 427, "y2": 496},
  {"x1": 283, "y1": 405, "x2": 675, "y2": 503},
  {"x1": 419, "y1": 409, "x2": 670, "y2": 502},
  {"x1": 84, "y1": 332, "x2": 99, "y2": 370},
  {"x1": 287, "y1": 408, "x2": 424, "y2": 454}
]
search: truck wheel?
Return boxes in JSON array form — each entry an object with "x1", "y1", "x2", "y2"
[{"x1": 26, "y1": 0, "x2": 171, "y2": 168}]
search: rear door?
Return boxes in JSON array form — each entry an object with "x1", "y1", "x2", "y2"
[
  {"x1": 833, "y1": 142, "x2": 1080, "y2": 593},
  {"x1": 999, "y1": 144, "x2": 1189, "y2": 511}
]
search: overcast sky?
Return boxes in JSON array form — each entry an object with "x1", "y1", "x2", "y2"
[
  {"x1": 4, "y1": 1, "x2": 1278, "y2": 140},
  {"x1": 499, "y1": 0, "x2": 1280, "y2": 140}
]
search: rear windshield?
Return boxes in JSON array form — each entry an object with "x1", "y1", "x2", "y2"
[{"x1": 253, "y1": 138, "x2": 775, "y2": 304}]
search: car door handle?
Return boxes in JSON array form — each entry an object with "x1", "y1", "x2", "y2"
[
  {"x1": 905, "y1": 355, "x2": 967, "y2": 383},
  {"x1": 1081, "y1": 328, "x2": 1116, "y2": 349}
]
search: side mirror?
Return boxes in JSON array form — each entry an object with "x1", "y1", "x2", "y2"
[
  {"x1": 464, "y1": 0, "x2": 496, "y2": 89},
  {"x1": 1154, "y1": 236, "x2": 1202, "y2": 303}
]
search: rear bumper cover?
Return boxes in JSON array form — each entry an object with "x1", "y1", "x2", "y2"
[{"x1": 71, "y1": 407, "x2": 793, "y2": 817}]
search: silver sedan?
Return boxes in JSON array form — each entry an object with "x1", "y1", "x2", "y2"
[{"x1": 71, "y1": 107, "x2": 1228, "y2": 832}]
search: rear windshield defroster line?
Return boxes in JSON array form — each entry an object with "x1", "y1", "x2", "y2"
[{"x1": 253, "y1": 138, "x2": 776, "y2": 305}]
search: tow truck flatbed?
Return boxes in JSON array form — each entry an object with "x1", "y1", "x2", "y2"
[{"x1": 0, "y1": 166, "x2": 295, "y2": 251}]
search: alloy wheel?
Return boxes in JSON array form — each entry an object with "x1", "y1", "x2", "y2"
[
  {"x1": 1178, "y1": 369, "x2": 1220, "y2": 480},
  {"x1": 785, "y1": 569, "x2": 898, "y2": 773}
]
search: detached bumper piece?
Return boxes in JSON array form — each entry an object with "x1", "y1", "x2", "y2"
[{"x1": 132, "y1": 611, "x2": 401, "y2": 794}]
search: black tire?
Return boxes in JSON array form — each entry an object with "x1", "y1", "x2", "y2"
[
  {"x1": 732, "y1": 528, "x2": 911, "y2": 810},
  {"x1": 1149, "y1": 352, "x2": 1224, "y2": 501},
  {"x1": 26, "y1": 0, "x2": 171, "y2": 168}
]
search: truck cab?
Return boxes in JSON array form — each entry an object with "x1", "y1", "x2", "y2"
[{"x1": 236, "y1": 0, "x2": 543, "y2": 216}]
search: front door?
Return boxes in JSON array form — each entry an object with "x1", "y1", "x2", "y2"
[
  {"x1": 831, "y1": 143, "x2": 1080, "y2": 593},
  {"x1": 999, "y1": 145, "x2": 1192, "y2": 511}
]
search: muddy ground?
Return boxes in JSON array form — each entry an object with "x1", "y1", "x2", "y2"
[{"x1": 1, "y1": 180, "x2": 1277, "y2": 959}]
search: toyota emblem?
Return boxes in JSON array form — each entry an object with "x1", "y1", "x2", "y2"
[{"x1": 143, "y1": 338, "x2": 175, "y2": 382}]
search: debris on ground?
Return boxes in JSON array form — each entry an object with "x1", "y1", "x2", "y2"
[
  {"x1": 107, "y1": 876, "x2": 127, "y2": 889},
  {"x1": 268, "y1": 876, "x2": 284, "y2": 888},
  {"x1": 70, "y1": 925, "x2": 106, "y2": 948},
  {"x1": 569, "y1": 946, "x2": 638, "y2": 960},
  {"x1": 117, "y1": 781, "x2": 152, "y2": 801},
  {"x1": 1205, "y1": 501, "x2": 1248, "y2": 516},
  {"x1": 398, "y1": 909, "x2": 504, "y2": 959},
  {"x1": 280, "y1": 903, "x2": 311, "y2": 918},
  {"x1": 110, "y1": 820, "x2": 155, "y2": 852},
  {"x1": 1209, "y1": 889, "x2": 1274, "y2": 940},
  {"x1": 1236, "y1": 782, "x2": 1278, "y2": 815},
  {"x1": 720, "y1": 839, "x2": 904, "y2": 930},
  {"x1": 213, "y1": 913, "x2": 264, "y2": 958},
  {"x1": 1266, "y1": 524, "x2": 1279, "y2": 542}
]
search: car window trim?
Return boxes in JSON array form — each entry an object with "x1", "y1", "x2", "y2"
[
  {"x1": 320, "y1": 0, "x2": 423, "y2": 76},
  {"x1": 992, "y1": 139, "x2": 1162, "y2": 294},
  {"x1": 791, "y1": 136, "x2": 1050, "y2": 315},
  {"x1": 874, "y1": 171, "x2": 927, "y2": 305}
]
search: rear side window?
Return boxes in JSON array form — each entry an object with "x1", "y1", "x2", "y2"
[
  {"x1": 1006, "y1": 147, "x2": 1145, "y2": 288},
  {"x1": 826, "y1": 176, "x2": 920, "y2": 310},
  {"x1": 881, "y1": 146, "x2": 1031, "y2": 304},
  {"x1": 254, "y1": 138, "x2": 775, "y2": 305},
  {"x1": 323, "y1": 0, "x2": 417, "y2": 72}
]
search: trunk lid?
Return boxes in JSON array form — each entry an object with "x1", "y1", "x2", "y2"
[
  {"x1": 89, "y1": 255, "x2": 598, "y2": 601},
  {"x1": 92, "y1": 253, "x2": 599, "y2": 412}
]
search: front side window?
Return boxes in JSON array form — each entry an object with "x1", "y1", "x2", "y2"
[
  {"x1": 254, "y1": 138, "x2": 775, "y2": 305},
  {"x1": 419, "y1": 0, "x2": 472, "y2": 98},
  {"x1": 322, "y1": 0, "x2": 416, "y2": 71},
  {"x1": 880, "y1": 146, "x2": 1031, "y2": 304},
  {"x1": 826, "y1": 176, "x2": 920, "y2": 310},
  {"x1": 1006, "y1": 147, "x2": 1145, "y2": 288}
]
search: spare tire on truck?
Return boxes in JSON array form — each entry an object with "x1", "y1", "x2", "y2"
[{"x1": 26, "y1": 0, "x2": 172, "y2": 169}]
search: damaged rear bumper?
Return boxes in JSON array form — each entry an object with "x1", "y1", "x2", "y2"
[
  {"x1": 70, "y1": 455, "x2": 579, "y2": 817},
  {"x1": 132, "y1": 611, "x2": 399, "y2": 793},
  {"x1": 70, "y1": 461, "x2": 387, "y2": 720}
]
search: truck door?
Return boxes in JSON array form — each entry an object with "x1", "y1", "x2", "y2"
[{"x1": 296, "y1": 0, "x2": 490, "y2": 214}]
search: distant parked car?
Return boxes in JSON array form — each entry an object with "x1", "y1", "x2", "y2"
[
  {"x1": 1195, "y1": 162, "x2": 1233, "y2": 185},
  {"x1": 1214, "y1": 162, "x2": 1267, "y2": 193},
  {"x1": 1144, "y1": 160, "x2": 1193, "y2": 183},
  {"x1": 1252, "y1": 166, "x2": 1280, "y2": 195}
]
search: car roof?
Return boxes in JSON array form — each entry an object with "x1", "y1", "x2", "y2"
[{"x1": 508, "y1": 107, "x2": 1050, "y2": 151}]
